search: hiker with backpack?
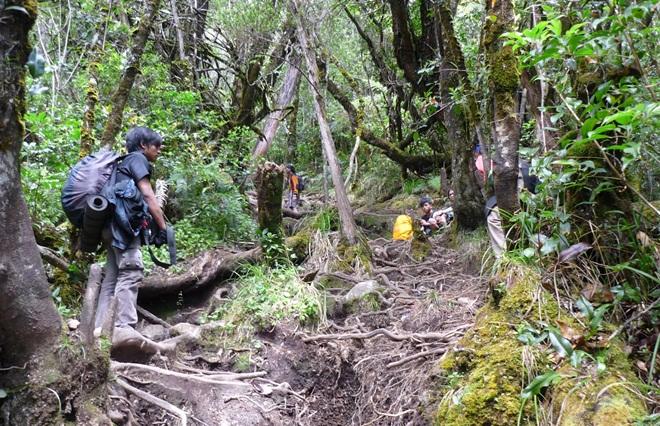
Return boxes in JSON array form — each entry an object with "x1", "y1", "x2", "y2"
[
  {"x1": 92, "y1": 127, "x2": 168, "y2": 333},
  {"x1": 285, "y1": 164, "x2": 303, "y2": 211},
  {"x1": 419, "y1": 193, "x2": 455, "y2": 236}
]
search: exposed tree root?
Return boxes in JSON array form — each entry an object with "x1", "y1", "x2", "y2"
[
  {"x1": 137, "y1": 305, "x2": 172, "y2": 328},
  {"x1": 115, "y1": 378, "x2": 189, "y2": 426},
  {"x1": 303, "y1": 325, "x2": 471, "y2": 343},
  {"x1": 140, "y1": 247, "x2": 261, "y2": 297}
]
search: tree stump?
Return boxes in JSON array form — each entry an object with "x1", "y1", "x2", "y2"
[
  {"x1": 255, "y1": 162, "x2": 285, "y2": 235},
  {"x1": 255, "y1": 162, "x2": 286, "y2": 263}
]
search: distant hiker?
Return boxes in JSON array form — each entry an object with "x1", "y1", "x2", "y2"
[
  {"x1": 285, "y1": 164, "x2": 302, "y2": 211},
  {"x1": 95, "y1": 127, "x2": 168, "y2": 333},
  {"x1": 419, "y1": 196, "x2": 439, "y2": 235},
  {"x1": 485, "y1": 160, "x2": 539, "y2": 257}
]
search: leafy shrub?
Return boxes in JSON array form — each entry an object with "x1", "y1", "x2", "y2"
[
  {"x1": 210, "y1": 264, "x2": 324, "y2": 331},
  {"x1": 167, "y1": 158, "x2": 255, "y2": 258}
]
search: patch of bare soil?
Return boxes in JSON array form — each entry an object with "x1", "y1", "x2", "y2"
[{"x1": 107, "y1": 232, "x2": 486, "y2": 425}]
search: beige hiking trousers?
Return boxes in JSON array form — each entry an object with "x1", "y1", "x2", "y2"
[
  {"x1": 95, "y1": 228, "x2": 144, "y2": 329},
  {"x1": 487, "y1": 207, "x2": 506, "y2": 258}
]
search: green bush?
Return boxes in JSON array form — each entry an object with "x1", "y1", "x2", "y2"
[{"x1": 210, "y1": 264, "x2": 324, "y2": 330}]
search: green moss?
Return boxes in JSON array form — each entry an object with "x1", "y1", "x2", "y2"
[
  {"x1": 435, "y1": 264, "x2": 648, "y2": 426},
  {"x1": 435, "y1": 267, "x2": 564, "y2": 425},
  {"x1": 411, "y1": 237, "x2": 431, "y2": 260},
  {"x1": 436, "y1": 307, "x2": 529, "y2": 425},
  {"x1": 490, "y1": 47, "x2": 519, "y2": 91},
  {"x1": 336, "y1": 237, "x2": 372, "y2": 273},
  {"x1": 549, "y1": 339, "x2": 648, "y2": 425},
  {"x1": 24, "y1": 0, "x2": 40, "y2": 18},
  {"x1": 285, "y1": 230, "x2": 311, "y2": 262}
]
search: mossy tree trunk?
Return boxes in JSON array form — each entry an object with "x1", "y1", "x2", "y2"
[
  {"x1": 0, "y1": 4, "x2": 109, "y2": 423},
  {"x1": 286, "y1": 92, "x2": 300, "y2": 164},
  {"x1": 79, "y1": 1, "x2": 113, "y2": 159},
  {"x1": 292, "y1": 0, "x2": 360, "y2": 245},
  {"x1": 0, "y1": 0, "x2": 61, "y2": 372},
  {"x1": 255, "y1": 162, "x2": 285, "y2": 238},
  {"x1": 100, "y1": 0, "x2": 161, "y2": 148},
  {"x1": 436, "y1": 4, "x2": 484, "y2": 230},
  {"x1": 483, "y1": 0, "x2": 521, "y2": 217}
]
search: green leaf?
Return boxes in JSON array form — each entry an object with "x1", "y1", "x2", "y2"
[
  {"x1": 570, "y1": 350, "x2": 586, "y2": 368},
  {"x1": 590, "y1": 304, "x2": 611, "y2": 330},
  {"x1": 576, "y1": 295, "x2": 594, "y2": 318},
  {"x1": 521, "y1": 371, "x2": 561, "y2": 399},
  {"x1": 574, "y1": 46, "x2": 593, "y2": 57},
  {"x1": 540, "y1": 237, "x2": 560, "y2": 256},
  {"x1": 550, "y1": 18, "x2": 563, "y2": 36},
  {"x1": 548, "y1": 327, "x2": 573, "y2": 357},
  {"x1": 603, "y1": 110, "x2": 635, "y2": 125},
  {"x1": 587, "y1": 124, "x2": 617, "y2": 137},
  {"x1": 581, "y1": 117, "x2": 598, "y2": 138}
]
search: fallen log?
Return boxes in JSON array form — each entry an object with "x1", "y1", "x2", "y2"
[
  {"x1": 38, "y1": 244, "x2": 70, "y2": 272},
  {"x1": 140, "y1": 247, "x2": 261, "y2": 298}
]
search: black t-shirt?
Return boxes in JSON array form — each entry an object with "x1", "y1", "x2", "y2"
[{"x1": 116, "y1": 151, "x2": 151, "y2": 184}]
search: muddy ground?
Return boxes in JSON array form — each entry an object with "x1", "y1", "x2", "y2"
[{"x1": 106, "y1": 229, "x2": 488, "y2": 425}]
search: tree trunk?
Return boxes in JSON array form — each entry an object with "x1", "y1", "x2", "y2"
[
  {"x1": 388, "y1": 0, "x2": 420, "y2": 93},
  {"x1": 483, "y1": 0, "x2": 520, "y2": 216},
  {"x1": 79, "y1": 2, "x2": 113, "y2": 157},
  {"x1": 0, "y1": 6, "x2": 109, "y2": 424},
  {"x1": 255, "y1": 162, "x2": 285, "y2": 236},
  {"x1": 286, "y1": 92, "x2": 300, "y2": 163},
  {"x1": 100, "y1": 0, "x2": 162, "y2": 147},
  {"x1": 291, "y1": 0, "x2": 359, "y2": 244},
  {"x1": 253, "y1": 53, "x2": 302, "y2": 158},
  {"x1": 0, "y1": 0, "x2": 61, "y2": 376},
  {"x1": 436, "y1": 5, "x2": 483, "y2": 229},
  {"x1": 521, "y1": 69, "x2": 557, "y2": 151}
]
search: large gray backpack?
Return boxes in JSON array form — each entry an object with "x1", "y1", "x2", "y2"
[{"x1": 61, "y1": 149, "x2": 122, "y2": 228}]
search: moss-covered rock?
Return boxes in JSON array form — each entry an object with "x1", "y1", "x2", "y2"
[
  {"x1": 435, "y1": 267, "x2": 546, "y2": 425},
  {"x1": 434, "y1": 264, "x2": 648, "y2": 426},
  {"x1": 548, "y1": 341, "x2": 648, "y2": 425}
]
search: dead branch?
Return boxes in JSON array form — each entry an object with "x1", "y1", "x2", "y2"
[
  {"x1": 38, "y1": 245, "x2": 70, "y2": 271},
  {"x1": 115, "y1": 378, "x2": 188, "y2": 426},
  {"x1": 173, "y1": 362, "x2": 267, "y2": 380},
  {"x1": 283, "y1": 207, "x2": 304, "y2": 219},
  {"x1": 80, "y1": 263, "x2": 103, "y2": 346},
  {"x1": 112, "y1": 361, "x2": 253, "y2": 388}
]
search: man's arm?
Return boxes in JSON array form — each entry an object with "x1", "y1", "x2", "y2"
[{"x1": 137, "y1": 178, "x2": 166, "y2": 230}]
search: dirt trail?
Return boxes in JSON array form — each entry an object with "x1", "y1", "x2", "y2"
[{"x1": 108, "y1": 232, "x2": 487, "y2": 425}]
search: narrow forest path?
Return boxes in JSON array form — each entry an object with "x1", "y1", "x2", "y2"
[{"x1": 107, "y1": 226, "x2": 488, "y2": 425}]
